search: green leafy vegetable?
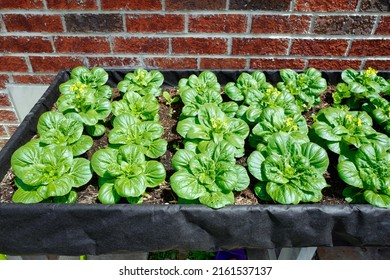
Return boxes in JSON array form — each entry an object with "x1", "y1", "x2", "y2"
[
  {"x1": 337, "y1": 143, "x2": 390, "y2": 209},
  {"x1": 117, "y1": 68, "x2": 164, "y2": 97},
  {"x1": 11, "y1": 140, "x2": 92, "y2": 203},
  {"x1": 332, "y1": 68, "x2": 390, "y2": 109},
  {"x1": 59, "y1": 66, "x2": 112, "y2": 99},
  {"x1": 176, "y1": 103, "x2": 249, "y2": 157},
  {"x1": 37, "y1": 111, "x2": 93, "y2": 156},
  {"x1": 277, "y1": 68, "x2": 327, "y2": 110},
  {"x1": 170, "y1": 141, "x2": 250, "y2": 209},
  {"x1": 362, "y1": 96, "x2": 390, "y2": 135},
  {"x1": 310, "y1": 107, "x2": 390, "y2": 154},
  {"x1": 111, "y1": 91, "x2": 160, "y2": 121},
  {"x1": 91, "y1": 144, "x2": 166, "y2": 204},
  {"x1": 108, "y1": 113, "x2": 167, "y2": 158},
  {"x1": 247, "y1": 133, "x2": 329, "y2": 204}
]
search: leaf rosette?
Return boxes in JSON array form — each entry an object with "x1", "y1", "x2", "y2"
[
  {"x1": 247, "y1": 133, "x2": 329, "y2": 205},
  {"x1": 91, "y1": 144, "x2": 166, "y2": 204},
  {"x1": 117, "y1": 68, "x2": 164, "y2": 97},
  {"x1": 311, "y1": 107, "x2": 390, "y2": 154},
  {"x1": 170, "y1": 141, "x2": 250, "y2": 209},
  {"x1": 177, "y1": 103, "x2": 249, "y2": 157},
  {"x1": 338, "y1": 143, "x2": 390, "y2": 209},
  {"x1": 108, "y1": 113, "x2": 167, "y2": 158},
  {"x1": 11, "y1": 140, "x2": 92, "y2": 204}
]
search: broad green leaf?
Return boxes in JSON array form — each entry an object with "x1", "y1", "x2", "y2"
[
  {"x1": 146, "y1": 139, "x2": 168, "y2": 158},
  {"x1": 144, "y1": 161, "x2": 166, "y2": 187},
  {"x1": 301, "y1": 142, "x2": 329, "y2": 173},
  {"x1": 12, "y1": 187, "x2": 44, "y2": 204},
  {"x1": 343, "y1": 186, "x2": 365, "y2": 203},
  {"x1": 115, "y1": 176, "x2": 147, "y2": 198},
  {"x1": 364, "y1": 190, "x2": 390, "y2": 209},
  {"x1": 98, "y1": 179, "x2": 121, "y2": 204},
  {"x1": 233, "y1": 165, "x2": 250, "y2": 191},
  {"x1": 337, "y1": 160, "x2": 362, "y2": 188},
  {"x1": 176, "y1": 117, "x2": 197, "y2": 138},
  {"x1": 53, "y1": 190, "x2": 78, "y2": 204},
  {"x1": 247, "y1": 151, "x2": 266, "y2": 181},
  {"x1": 46, "y1": 175, "x2": 74, "y2": 197},
  {"x1": 68, "y1": 158, "x2": 93, "y2": 187},
  {"x1": 253, "y1": 182, "x2": 272, "y2": 201},
  {"x1": 71, "y1": 135, "x2": 93, "y2": 156},
  {"x1": 91, "y1": 147, "x2": 119, "y2": 178},
  {"x1": 172, "y1": 149, "x2": 196, "y2": 171},
  {"x1": 86, "y1": 123, "x2": 106, "y2": 137},
  {"x1": 170, "y1": 170, "x2": 205, "y2": 200},
  {"x1": 266, "y1": 182, "x2": 301, "y2": 205},
  {"x1": 199, "y1": 191, "x2": 234, "y2": 209}
]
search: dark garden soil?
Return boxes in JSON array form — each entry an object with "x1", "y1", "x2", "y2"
[{"x1": 0, "y1": 86, "x2": 348, "y2": 205}]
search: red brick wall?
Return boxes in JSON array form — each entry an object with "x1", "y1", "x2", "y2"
[{"x1": 0, "y1": 0, "x2": 389, "y2": 147}]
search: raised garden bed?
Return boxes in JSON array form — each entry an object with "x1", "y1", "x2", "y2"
[{"x1": 0, "y1": 69, "x2": 389, "y2": 256}]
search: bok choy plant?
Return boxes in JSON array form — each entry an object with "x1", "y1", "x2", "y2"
[{"x1": 117, "y1": 68, "x2": 164, "y2": 97}]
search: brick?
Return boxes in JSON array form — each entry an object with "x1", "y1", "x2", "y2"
[
  {"x1": 0, "y1": 75, "x2": 9, "y2": 90},
  {"x1": 360, "y1": 0, "x2": 389, "y2": 11},
  {"x1": 0, "y1": 36, "x2": 53, "y2": 53},
  {"x1": 0, "y1": 110, "x2": 18, "y2": 123},
  {"x1": 232, "y1": 38, "x2": 289, "y2": 55},
  {"x1": 86, "y1": 57, "x2": 141, "y2": 68},
  {"x1": 172, "y1": 37, "x2": 228, "y2": 55},
  {"x1": 0, "y1": 56, "x2": 28, "y2": 72},
  {"x1": 12, "y1": 74, "x2": 57, "y2": 84},
  {"x1": 189, "y1": 14, "x2": 247, "y2": 33},
  {"x1": 364, "y1": 60, "x2": 390, "y2": 70},
  {"x1": 6, "y1": 125, "x2": 18, "y2": 136},
  {"x1": 0, "y1": 126, "x2": 7, "y2": 137},
  {"x1": 313, "y1": 16, "x2": 375, "y2": 35},
  {"x1": 0, "y1": 0, "x2": 44, "y2": 9},
  {"x1": 230, "y1": 0, "x2": 291, "y2": 10},
  {"x1": 166, "y1": 0, "x2": 226, "y2": 10},
  {"x1": 126, "y1": 14, "x2": 185, "y2": 33},
  {"x1": 250, "y1": 58, "x2": 306, "y2": 70},
  {"x1": 0, "y1": 139, "x2": 10, "y2": 150},
  {"x1": 101, "y1": 0, "x2": 162, "y2": 10},
  {"x1": 375, "y1": 17, "x2": 390, "y2": 35},
  {"x1": 251, "y1": 15, "x2": 310, "y2": 34},
  {"x1": 295, "y1": 0, "x2": 358, "y2": 11},
  {"x1": 113, "y1": 37, "x2": 168, "y2": 54},
  {"x1": 349, "y1": 39, "x2": 390, "y2": 56},
  {"x1": 0, "y1": 94, "x2": 12, "y2": 106},
  {"x1": 307, "y1": 59, "x2": 362, "y2": 70},
  {"x1": 65, "y1": 14, "x2": 123, "y2": 33},
  {"x1": 200, "y1": 58, "x2": 246, "y2": 69},
  {"x1": 54, "y1": 36, "x2": 110, "y2": 54},
  {"x1": 290, "y1": 39, "x2": 348, "y2": 56},
  {"x1": 46, "y1": 0, "x2": 97, "y2": 10},
  {"x1": 3, "y1": 14, "x2": 63, "y2": 33},
  {"x1": 144, "y1": 57, "x2": 198, "y2": 69},
  {"x1": 30, "y1": 56, "x2": 85, "y2": 72}
]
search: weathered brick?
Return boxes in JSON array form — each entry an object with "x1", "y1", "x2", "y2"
[
  {"x1": 6, "y1": 125, "x2": 18, "y2": 137},
  {"x1": 0, "y1": 36, "x2": 53, "y2": 53},
  {"x1": 0, "y1": 56, "x2": 28, "y2": 72},
  {"x1": 0, "y1": 126, "x2": 7, "y2": 137},
  {"x1": 0, "y1": 110, "x2": 18, "y2": 123},
  {"x1": 3, "y1": 14, "x2": 64, "y2": 33},
  {"x1": 230, "y1": 0, "x2": 291, "y2": 10},
  {"x1": 30, "y1": 56, "x2": 85, "y2": 72},
  {"x1": 144, "y1": 57, "x2": 198, "y2": 69},
  {"x1": 46, "y1": 0, "x2": 97, "y2": 10},
  {"x1": 101, "y1": 0, "x2": 162, "y2": 10},
  {"x1": 349, "y1": 39, "x2": 390, "y2": 56},
  {"x1": 0, "y1": 0, "x2": 44, "y2": 9},
  {"x1": 295, "y1": 0, "x2": 358, "y2": 11},
  {"x1": 307, "y1": 59, "x2": 362, "y2": 70},
  {"x1": 232, "y1": 38, "x2": 289, "y2": 55},
  {"x1": 364, "y1": 60, "x2": 390, "y2": 70},
  {"x1": 0, "y1": 94, "x2": 12, "y2": 106},
  {"x1": 360, "y1": 0, "x2": 389, "y2": 11},
  {"x1": 200, "y1": 58, "x2": 246, "y2": 69},
  {"x1": 290, "y1": 39, "x2": 348, "y2": 56},
  {"x1": 251, "y1": 15, "x2": 310, "y2": 34},
  {"x1": 375, "y1": 16, "x2": 390, "y2": 35},
  {"x1": 65, "y1": 14, "x2": 123, "y2": 33},
  {"x1": 189, "y1": 14, "x2": 247, "y2": 33},
  {"x1": 54, "y1": 36, "x2": 111, "y2": 54},
  {"x1": 313, "y1": 16, "x2": 375, "y2": 35},
  {"x1": 13, "y1": 74, "x2": 57, "y2": 85},
  {"x1": 0, "y1": 75, "x2": 9, "y2": 90},
  {"x1": 0, "y1": 139, "x2": 10, "y2": 150},
  {"x1": 172, "y1": 37, "x2": 228, "y2": 55},
  {"x1": 126, "y1": 14, "x2": 185, "y2": 33},
  {"x1": 86, "y1": 57, "x2": 141, "y2": 68},
  {"x1": 113, "y1": 37, "x2": 169, "y2": 54},
  {"x1": 250, "y1": 58, "x2": 306, "y2": 70},
  {"x1": 166, "y1": 0, "x2": 226, "y2": 10}
]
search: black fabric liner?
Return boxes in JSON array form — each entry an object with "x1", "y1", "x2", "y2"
[{"x1": 0, "y1": 70, "x2": 389, "y2": 256}]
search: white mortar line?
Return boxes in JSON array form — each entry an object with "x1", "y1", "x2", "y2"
[
  {"x1": 184, "y1": 14, "x2": 189, "y2": 33},
  {"x1": 60, "y1": 14, "x2": 67, "y2": 32},
  {"x1": 161, "y1": 0, "x2": 166, "y2": 11},
  {"x1": 308, "y1": 14, "x2": 316, "y2": 34},
  {"x1": 226, "y1": 0, "x2": 230, "y2": 10},
  {"x1": 356, "y1": 0, "x2": 363, "y2": 12},
  {"x1": 96, "y1": 0, "x2": 102, "y2": 10},
  {"x1": 42, "y1": 0, "x2": 48, "y2": 10},
  {"x1": 227, "y1": 36, "x2": 232, "y2": 55},
  {"x1": 286, "y1": 38, "x2": 293, "y2": 55},
  {"x1": 122, "y1": 14, "x2": 127, "y2": 33},
  {"x1": 371, "y1": 15, "x2": 381, "y2": 35},
  {"x1": 344, "y1": 39, "x2": 353, "y2": 57},
  {"x1": 290, "y1": 0, "x2": 296, "y2": 12},
  {"x1": 0, "y1": 14, "x2": 6, "y2": 32},
  {"x1": 25, "y1": 56, "x2": 33, "y2": 73},
  {"x1": 246, "y1": 14, "x2": 252, "y2": 34}
]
